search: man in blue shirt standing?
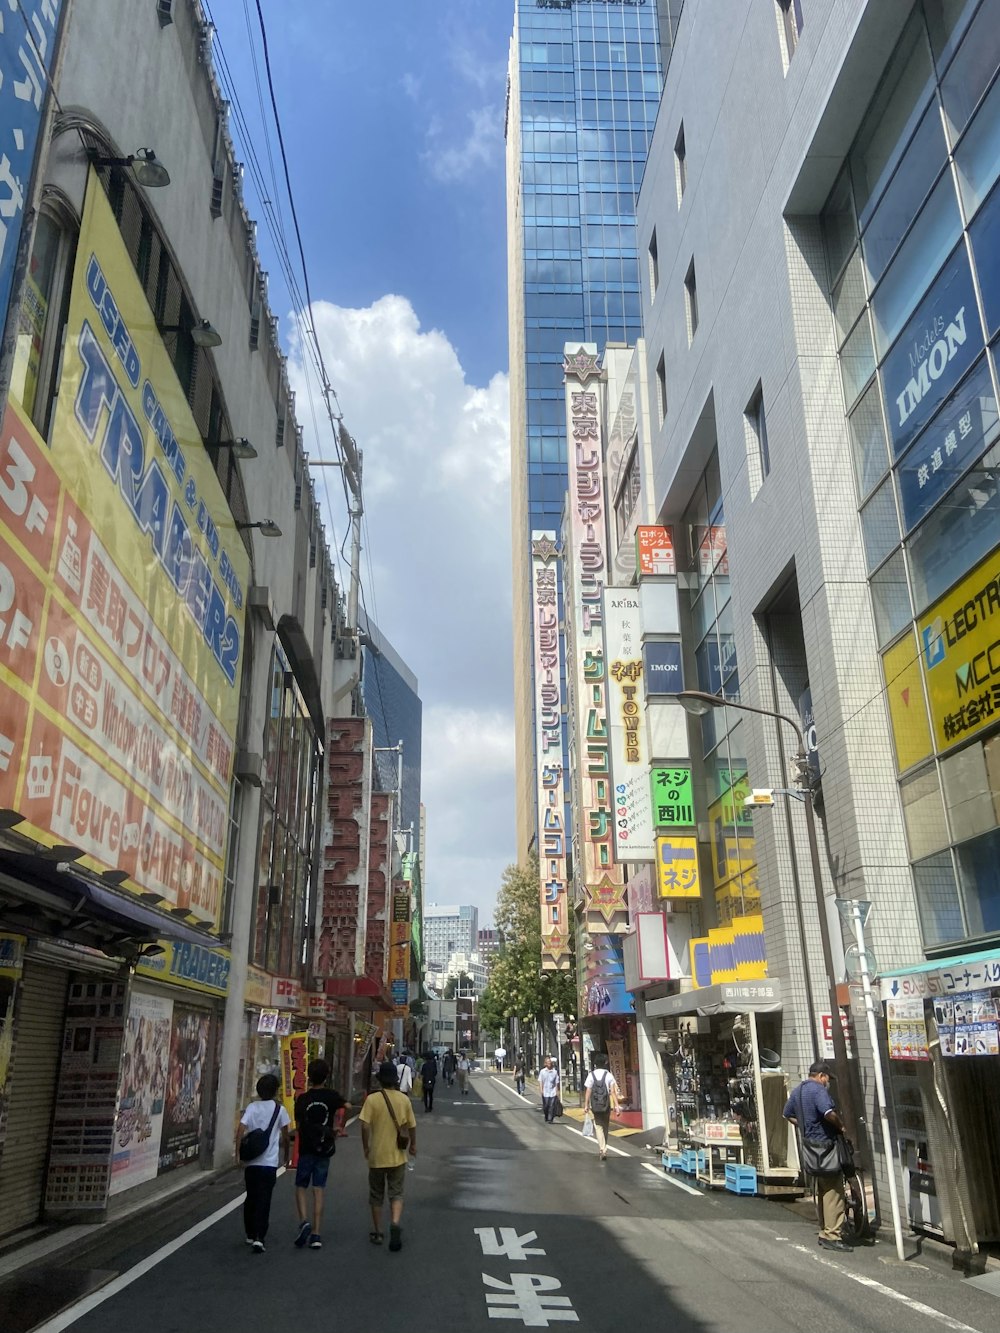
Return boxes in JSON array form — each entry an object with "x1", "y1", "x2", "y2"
[
  {"x1": 784, "y1": 1060, "x2": 849, "y2": 1252},
  {"x1": 538, "y1": 1056, "x2": 560, "y2": 1124}
]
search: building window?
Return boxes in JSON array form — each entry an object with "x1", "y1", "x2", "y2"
[
  {"x1": 614, "y1": 445, "x2": 642, "y2": 543},
  {"x1": 9, "y1": 207, "x2": 77, "y2": 437},
  {"x1": 684, "y1": 258, "x2": 698, "y2": 342},
  {"x1": 656, "y1": 351, "x2": 668, "y2": 423},
  {"x1": 745, "y1": 382, "x2": 770, "y2": 494},
  {"x1": 648, "y1": 228, "x2": 659, "y2": 297},
  {"x1": 777, "y1": 0, "x2": 803, "y2": 68},
  {"x1": 674, "y1": 121, "x2": 686, "y2": 206}
]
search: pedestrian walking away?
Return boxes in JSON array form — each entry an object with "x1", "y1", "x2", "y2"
[
  {"x1": 442, "y1": 1048, "x2": 456, "y2": 1087},
  {"x1": 359, "y1": 1060, "x2": 417, "y2": 1251},
  {"x1": 293, "y1": 1058, "x2": 351, "y2": 1250},
  {"x1": 513, "y1": 1051, "x2": 526, "y2": 1096},
  {"x1": 456, "y1": 1051, "x2": 472, "y2": 1095},
  {"x1": 237, "y1": 1073, "x2": 291, "y2": 1253},
  {"x1": 538, "y1": 1056, "x2": 560, "y2": 1123},
  {"x1": 583, "y1": 1052, "x2": 621, "y2": 1161},
  {"x1": 420, "y1": 1050, "x2": 438, "y2": 1112},
  {"x1": 494, "y1": 1044, "x2": 507, "y2": 1072},
  {"x1": 783, "y1": 1060, "x2": 851, "y2": 1252},
  {"x1": 395, "y1": 1053, "x2": 414, "y2": 1095}
]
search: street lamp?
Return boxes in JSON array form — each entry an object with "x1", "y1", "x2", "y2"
[{"x1": 675, "y1": 690, "x2": 859, "y2": 1144}]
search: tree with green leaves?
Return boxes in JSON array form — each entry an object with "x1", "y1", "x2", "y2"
[
  {"x1": 478, "y1": 856, "x2": 577, "y2": 1042},
  {"x1": 443, "y1": 972, "x2": 474, "y2": 1000}
]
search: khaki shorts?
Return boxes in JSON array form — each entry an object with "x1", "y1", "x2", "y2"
[{"x1": 368, "y1": 1164, "x2": 406, "y2": 1206}]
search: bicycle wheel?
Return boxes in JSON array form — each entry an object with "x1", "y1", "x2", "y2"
[{"x1": 843, "y1": 1170, "x2": 870, "y2": 1241}]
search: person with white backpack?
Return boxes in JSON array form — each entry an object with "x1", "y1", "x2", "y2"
[{"x1": 583, "y1": 1053, "x2": 621, "y2": 1162}]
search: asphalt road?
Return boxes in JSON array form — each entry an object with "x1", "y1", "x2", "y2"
[{"x1": 32, "y1": 1073, "x2": 1000, "y2": 1333}]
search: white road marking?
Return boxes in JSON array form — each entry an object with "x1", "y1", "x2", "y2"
[
  {"x1": 790, "y1": 1244, "x2": 985, "y2": 1333},
  {"x1": 640, "y1": 1160, "x2": 703, "y2": 1196},
  {"x1": 491, "y1": 1075, "x2": 534, "y2": 1105},
  {"x1": 561, "y1": 1121, "x2": 631, "y2": 1157},
  {"x1": 32, "y1": 1167, "x2": 289, "y2": 1332}
]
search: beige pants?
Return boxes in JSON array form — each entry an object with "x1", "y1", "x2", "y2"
[
  {"x1": 816, "y1": 1172, "x2": 847, "y2": 1241},
  {"x1": 592, "y1": 1111, "x2": 611, "y2": 1156}
]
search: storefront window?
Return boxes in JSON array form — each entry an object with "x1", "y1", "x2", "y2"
[
  {"x1": 955, "y1": 73, "x2": 1000, "y2": 217},
  {"x1": 968, "y1": 182, "x2": 1000, "y2": 337},
  {"x1": 862, "y1": 100, "x2": 947, "y2": 285},
  {"x1": 832, "y1": 247, "x2": 868, "y2": 346},
  {"x1": 8, "y1": 210, "x2": 76, "y2": 435},
  {"x1": 939, "y1": 0, "x2": 1000, "y2": 139},
  {"x1": 906, "y1": 436, "x2": 1000, "y2": 610},
  {"x1": 870, "y1": 549, "x2": 912, "y2": 646},
  {"x1": 840, "y1": 314, "x2": 876, "y2": 406},
  {"x1": 941, "y1": 741, "x2": 996, "y2": 842},
  {"x1": 956, "y1": 826, "x2": 1000, "y2": 934},
  {"x1": 821, "y1": 167, "x2": 857, "y2": 286},
  {"x1": 912, "y1": 850, "x2": 965, "y2": 945},
  {"x1": 849, "y1": 380, "x2": 890, "y2": 499},
  {"x1": 859, "y1": 477, "x2": 900, "y2": 573},
  {"x1": 900, "y1": 766, "x2": 950, "y2": 861},
  {"x1": 925, "y1": 0, "x2": 983, "y2": 76}
]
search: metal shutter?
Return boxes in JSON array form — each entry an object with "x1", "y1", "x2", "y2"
[{"x1": 0, "y1": 962, "x2": 68, "y2": 1237}]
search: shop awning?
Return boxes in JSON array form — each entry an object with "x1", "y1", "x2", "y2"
[
  {"x1": 0, "y1": 851, "x2": 221, "y2": 954},
  {"x1": 323, "y1": 975, "x2": 395, "y2": 1013},
  {"x1": 878, "y1": 946, "x2": 1000, "y2": 1001},
  {"x1": 646, "y1": 978, "x2": 783, "y2": 1019}
]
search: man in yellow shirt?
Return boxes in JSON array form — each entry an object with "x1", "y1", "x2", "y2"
[{"x1": 359, "y1": 1061, "x2": 417, "y2": 1251}]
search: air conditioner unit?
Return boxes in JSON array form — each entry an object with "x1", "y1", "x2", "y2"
[{"x1": 234, "y1": 749, "x2": 263, "y2": 787}]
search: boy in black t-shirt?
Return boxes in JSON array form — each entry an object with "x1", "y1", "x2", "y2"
[{"x1": 293, "y1": 1059, "x2": 351, "y2": 1249}]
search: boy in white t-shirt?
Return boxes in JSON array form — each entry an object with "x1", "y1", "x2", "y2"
[{"x1": 237, "y1": 1073, "x2": 291, "y2": 1252}]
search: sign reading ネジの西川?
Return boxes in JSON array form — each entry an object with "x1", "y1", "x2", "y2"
[{"x1": 0, "y1": 172, "x2": 248, "y2": 929}]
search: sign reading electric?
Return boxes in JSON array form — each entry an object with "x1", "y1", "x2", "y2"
[{"x1": 921, "y1": 549, "x2": 1000, "y2": 748}]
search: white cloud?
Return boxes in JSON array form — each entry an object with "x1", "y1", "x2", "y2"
[
  {"x1": 424, "y1": 105, "x2": 498, "y2": 184},
  {"x1": 401, "y1": 71, "x2": 421, "y2": 101},
  {"x1": 287, "y1": 296, "x2": 513, "y2": 922}
]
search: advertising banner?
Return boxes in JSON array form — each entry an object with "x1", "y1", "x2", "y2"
[
  {"x1": 643, "y1": 640, "x2": 683, "y2": 694},
  {"x1": 882, "y1": 631, "x2": 933, "y2": 772},
  {"x1": 603, "y1": 587, "x2": 654, "y2": 860},
  {"x1": 651, "y1": 767, "x2": 694, "y2": 829},
  {"x1": 885, "y1": 997, "x2": 930, "y2": 1060},
  {"x1": 882, "y1": 249, "x2": 984, "y2": 461},
  {"x1": 656, "y1": 834, "x2": 701, "y2": 899},
  {"x1": 280, "y1": 1031, "x2": 309, "y2": 1117},
  {"x1": 636, "y1": 525, "x2": 675, "y2": 576},
  {"x1": 531, "y1": 531, "x2": 572, "y2": 970},
  {"x1": 0, "y1": 173, "x2": 248, "y2": 928},
  {"x1": 583, "y1": 934, "x2": 632, "y2": 1016},
  {"x1": 110, "y1": 990, "x2": 172, "y2": 1194},
  {"x1": 0, "y1": 2, "x2": 63, "y2": 334},
  {"x1": 388, "y1": 886, "x2": 411, "y2": 1015},
  {"x1": 918, "y1": 546, "x2": 1000, "y2": 750},
  {"x1": 135, "y1": 939, "x2": 231, "y2": 998},
  {"x1": 564, "y1": 346, "x2": 626, "y2": 932},
  {"x1": 160, "y1": 1006, "x2": 210, "y2": 1172}
]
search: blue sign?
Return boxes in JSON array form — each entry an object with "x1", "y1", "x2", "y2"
[
  {"x1": 0, "y1": 3, "x2": 63, "y2": 335},
  {"x1": 391, "y1": 981, "x2": 408, "y2": 1002},
  {"x1": 881, "y1": 249, "x2": 984, "y2": 461},
  {"x1": 897, "y1": 354, "x2": 999, "y2": 532},
  {"x1": 643, "y1": 639, "x2": 683, "y2": 694}
]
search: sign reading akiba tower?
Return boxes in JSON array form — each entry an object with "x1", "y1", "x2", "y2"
[
  {"x1": 532, "y1": 531, "x2": 572, "y2": 970},
  {"x1": 603, "y1": 588, "x2": 654, "y2": 860},
  {"x1": 564, "y1": 346, "x2": 627, "y2": 932}
]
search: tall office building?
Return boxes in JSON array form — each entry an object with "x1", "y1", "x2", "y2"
[
  {"x1": 423, "y1": 905, "x2": 479, "y2": 972},
  {"x1": 506, "y1": 0, "x2": 683, "y2": 855},
  {"x1": 360, "y1": 612, "x2": 422, "y2": 857}
]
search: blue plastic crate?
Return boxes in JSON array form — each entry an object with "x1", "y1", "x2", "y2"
[
  {"x1": 681, "y1": 1149, "x2": 706, "y2": 1174},
  {"x1": 724, "y1": 1162, "x2": 757, "y2": 1195},
  {"x1": 662, "y1": 1151, "x2": 684, "y2": 1172}
]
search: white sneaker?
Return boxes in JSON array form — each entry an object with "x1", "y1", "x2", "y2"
[{"x1": 251, "y1": 1239, "x2": 265, "y2": 1253}]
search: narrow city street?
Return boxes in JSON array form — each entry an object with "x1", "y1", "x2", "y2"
[{"x1": 19, "y1": 1074, "x2": 998, "y2": 1333}]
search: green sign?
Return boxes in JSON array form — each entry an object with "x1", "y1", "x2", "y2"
[{"x1": 651, "y1": 768, "x2": 694, "y2": 828}]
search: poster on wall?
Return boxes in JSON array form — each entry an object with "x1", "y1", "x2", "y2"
[
  {"x1": 159, "y1": 1007, "x2": 210, "y2": 1172},
  {"x1": 603, "y1": 588, "x2": 654, "y2": 860},
  {"x1": 110, "y1": 990, "x2": 172, "y2": 1194},
  {"x1": 583, "y1": 935, "x2": 633, "y2": 1016}
]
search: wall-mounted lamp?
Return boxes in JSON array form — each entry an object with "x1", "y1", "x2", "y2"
[
  {"x1": 238, "y1": 519, "x2": 282, "y2": 538},
  {"x1": 89, "y1": 146, "x2": 170, "y2": 188},
  {"x1": 160, "y1": 318, "x2": 222, "y2": 349},
  {"x1": 216, "y1": 437, "x2": 257, "y2": 460}
]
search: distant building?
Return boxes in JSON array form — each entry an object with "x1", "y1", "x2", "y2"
[
  {"x1": 360, "y1": 612, "x2": 422, "y2": 856},
  {"x1": 423, "y1": 905, "x2": 478, "y2": 972},
  {"x1": 477, "y1": 928, "x2": 499, "y2": 980}
]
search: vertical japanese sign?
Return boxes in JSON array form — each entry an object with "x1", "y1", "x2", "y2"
[
  {"x1": 603, "y1": 588, "x2": 653, "y2": 860},
  {"x1": 0, "y1": 2, "x2": 63, "y2": 353},
  {"x1": 388, "y1": 882, "x2": 411, "y2": 1015},
  {"x1": 532, "y1": 531, "x2": 571, "y2": 971},
  {"x1": 564, "y1": 346, "x2": 626, "y2": 933},
  {"x1": 0, "y1": 173, "x2": 248, "y2": 928}
]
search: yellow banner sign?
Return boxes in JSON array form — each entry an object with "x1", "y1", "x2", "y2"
[
  {"x1": 918, "y1": 549, "x2": 1000, "y2": 751},
  {"x1": 0, "y1": 172, "x2": 248, "y2": 929},
  {"x1": 883, "y1": 630, "x2": 933, "y2": 771},
  {"x1": 656, "y1": 835, "x2": 701, "y2": 898}
]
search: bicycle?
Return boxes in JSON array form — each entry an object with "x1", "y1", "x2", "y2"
[{"x1": 812, "y1": 1163, "x2": 874, "y2": 1243}]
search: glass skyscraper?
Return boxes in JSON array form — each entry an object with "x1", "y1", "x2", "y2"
[
  {"x1": 360, "y1": 612, "x2": 422, "y2": 859},
  {"x1": 507, "y1": 0, "x2": 681, "y2": 852}
]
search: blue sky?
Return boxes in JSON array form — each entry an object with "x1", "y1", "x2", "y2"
[{"x1": 204, "y1": 1, "x2": 517, "y2": 925}]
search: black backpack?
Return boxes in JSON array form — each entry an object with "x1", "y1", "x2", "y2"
[
  {"x1": 590, "y1": 1070, "x2": 611, "y2": 1113},
  {"x1": 302, "y1": 1094, "x2": 336, "y2": 1157},
  {"x1": 239, "y1": 1102, "x2": 280, "y2": 1162}
]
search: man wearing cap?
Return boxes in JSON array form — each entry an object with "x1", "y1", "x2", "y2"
[
  {"x1": 359, "y1": 1061, "x2": 417, "y2": 1251},
  {"x1": 783, "y1": 1061, "x2": 849, "y2": 1252}
]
